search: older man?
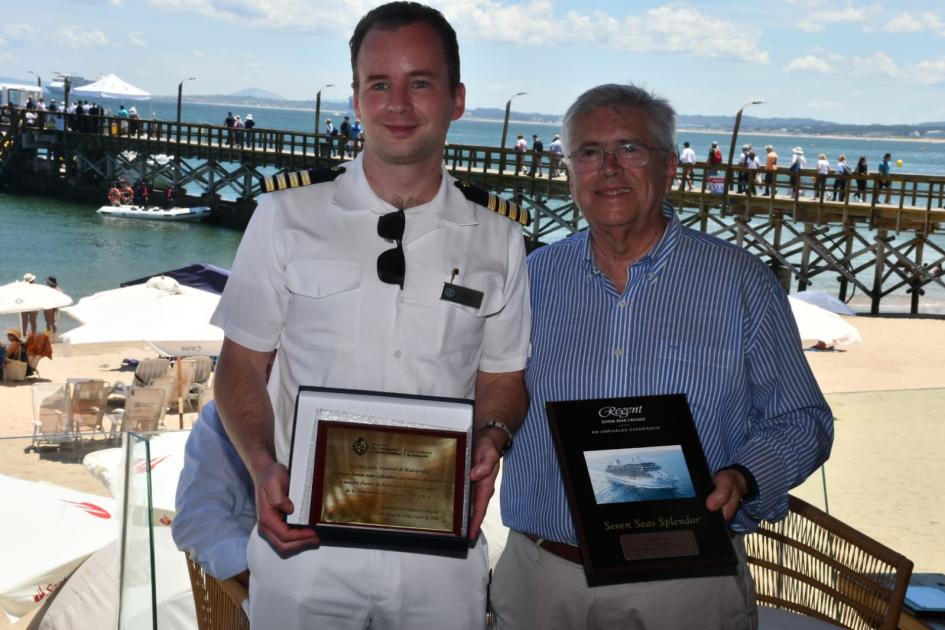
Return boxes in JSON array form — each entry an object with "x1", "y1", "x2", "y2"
[
  {"x1": 493, "y1": 84, "x2": 833, "y2": 629},
  {"x1": 211, "y1": 3, "x2": 529, "y2": 628}
]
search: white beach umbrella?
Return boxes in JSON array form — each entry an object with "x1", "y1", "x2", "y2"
[
  {"x1": 0, "y1": 281, "x2": 73, "y2": 315},
  {"x1": 788, "y1": 296, "x2": 863, "y2": 347},
  {"x1": 72, "y1": 73, "x2": 151, "y2": 101},
  {"x1": 0, "y1": 475, "x2": 117, "y2": 621},
  {"x1": 793, "y1": 290, "x2": 857, "y2": 316},
  {"x1": 60, "y1": 277, "x2": 222, "y2": 357}
]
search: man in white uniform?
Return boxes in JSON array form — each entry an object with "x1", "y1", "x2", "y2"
[{"x1": 210, "y1": 3, "x2": 530, "y2": 629}]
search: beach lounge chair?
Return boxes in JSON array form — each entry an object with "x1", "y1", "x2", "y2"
[
  {"x1": 70, "y1": 379, "x2": 111, "y2": 443},
  {"x1": 29, "y1": 382, "x2": 75, "y2": 450},
  {"x1": 116, "y1": 386, "x2": 166, "y2": 433},
  {"x1": 133, "y1": 357, "x2": 171, "y2": 387},
  {"x1": 186, "y1": 556, "x2": 250, "y2": 630},
  {"x1": 181, "y1": 356, "x2": 213, "y2": 411},
  {"x1": 746, "y1": 494, "x2": 913, "y2": 630}
]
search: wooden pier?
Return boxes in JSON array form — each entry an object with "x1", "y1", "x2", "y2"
[{"x1": 2, "y1": 105, "x2": 944, "y2": 314}]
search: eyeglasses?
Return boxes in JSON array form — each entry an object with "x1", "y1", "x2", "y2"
[
  {"x1": 377, "y1": 209, "x2": 405, "y2": 289},
  {"x1": 566, "y1": 143, "x2": 667, "y2": 173}
]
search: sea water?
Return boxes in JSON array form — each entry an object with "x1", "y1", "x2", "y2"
[{"x1": 3, "y1": 102, "x2": 945, "y2": 333}]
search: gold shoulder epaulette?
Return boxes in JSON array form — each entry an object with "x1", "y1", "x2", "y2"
[
  {"x1": 263, "y1": 166, "x2": 346, "y2": 193},
  {"x1": 454, "y1": 181, "x2": 530, "y2": 226}
]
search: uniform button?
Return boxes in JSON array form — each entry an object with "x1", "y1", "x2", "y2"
[
  {"x1": 613, "y1": 348, "x2": 623, "y2": 357},
  {"x1": 393, "y1": 350, "x2": 402, "y2": 358}
]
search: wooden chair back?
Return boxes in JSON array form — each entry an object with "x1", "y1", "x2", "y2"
[{"x1": 745, "y1": 495, "x2": 913, "y2": 630}]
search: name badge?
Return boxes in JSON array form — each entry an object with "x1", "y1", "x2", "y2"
[{"x1": 440, "y1": 283, "x2": 483, "y2": 309}]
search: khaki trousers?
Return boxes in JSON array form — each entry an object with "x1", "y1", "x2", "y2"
[{"x1": 492, "y1": 530, "x2": 758, "y2": 630}]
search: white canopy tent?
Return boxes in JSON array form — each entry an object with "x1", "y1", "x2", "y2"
[{"x1": 72, "y1": 74, "x2": 151, "y2": 101}]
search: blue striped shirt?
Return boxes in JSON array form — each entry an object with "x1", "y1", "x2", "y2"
[{"x1": 501, "y1": 203, "x2": 833, "y2": 542}]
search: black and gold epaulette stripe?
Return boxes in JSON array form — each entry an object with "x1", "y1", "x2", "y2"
[
  {"x1": 453, "y1": 181, "x2": 530, "y2": 225},
  {"x1": 263, "y1": 166, "x2": 346, "y2": 193}
]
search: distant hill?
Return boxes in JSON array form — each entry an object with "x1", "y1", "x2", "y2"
[{"x1": 230, "y1": 87, "x2": 286, "y2": 100}]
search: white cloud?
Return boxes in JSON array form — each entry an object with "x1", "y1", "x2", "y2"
[
  {"x1": 58, "y1": 25, "x2": 109, "y2": 49},
  {"x1": 0, "y1": 51, "x2": 13, "y2": 63},
  {"x1": 883, "y1": 12, "x2": 945, "y2": 36},
  {"x1": 788, "y1": 0, "x2": 879, "y2": 33},
  {"x1": 912, "y1": 58, "x2": 945, "y2": 85},
  {"x1": 784, "y1": 55, "x2": 832, "y2": 73},
  {"x1": 145, "y1": 0, "x2": 769, "y2": 64},
  {"x1": 850, "y1": 52, "x2": 899, "y2": 78},
  {"x1": 129, "y1": 32, "x2": 147, "y2": 47},
  {"x1": 807, "y1": 99, "x2": 841, "y2": 108},
  {"x1": 2, "y1": 24, "x2": 40, "y2": 40}
]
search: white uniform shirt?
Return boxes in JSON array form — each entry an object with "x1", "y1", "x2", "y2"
[
  {"x1": 680, "y1": 147, "x2": 696, "y2": 164},
  {"x1": 212, "y1": 154, "x2": 531, "y2": 464}
]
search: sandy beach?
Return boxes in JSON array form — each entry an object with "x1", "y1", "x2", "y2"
[{"x1": 1, "y1": 315, "x2": 943, "y2": 627}]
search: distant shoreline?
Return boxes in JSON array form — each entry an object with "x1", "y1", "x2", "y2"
[{"x1": 184, "y1": 100, "x2": 942, "y2": 143}]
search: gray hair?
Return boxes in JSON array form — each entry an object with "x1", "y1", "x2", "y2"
[{"x1": 561, "y1": 84, "x2": 676, "y2": 156}]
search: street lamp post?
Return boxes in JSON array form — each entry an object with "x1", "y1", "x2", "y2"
[
  {"x1": 175, "y1": 77, "x2": 197, "y2": 189},
  {"x1": 27, "y1": 70, "x2": 41, "y2": 88},
  {"x1": 499, "y1": 91, "x2": 527, "y2": 173},
  {"x1": 724, "y1": 100, "x2": 764, "y2": 209},
  {"x1": 315, "y1": 84, "x2": 334, "y2": 134}
]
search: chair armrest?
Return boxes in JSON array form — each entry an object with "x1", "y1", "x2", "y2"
[{"x1": 217, "y1": 576, "x2": 249, "y2": 608}]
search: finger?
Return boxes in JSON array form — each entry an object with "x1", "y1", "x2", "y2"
[
  {"x1": 468, "y1": 463, "x2": 499, "y2": 540},
  {"x1": 469, "y1": 438, "x2": 501, "y2": 482}
]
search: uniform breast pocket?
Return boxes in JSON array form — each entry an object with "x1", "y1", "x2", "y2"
[
  {"x1": 285, "y1": 259, "x2": 362, "y2": 351},
  {"x1": 437, "y1": 271, "x2": 505, "y2": 364}
]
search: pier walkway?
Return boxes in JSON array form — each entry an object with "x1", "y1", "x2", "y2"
[{"x1": 2, "y1": 106, "x2": 944, "y2": 314}]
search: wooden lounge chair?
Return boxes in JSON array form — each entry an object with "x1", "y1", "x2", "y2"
[
  {"x1": 29, "y1": 382, "x2": 75, "y2": 450},
  {"x1": 116, "y1": 386, "x2": 166, "y2": 433},
  {"x1": 186, "y1": 556, "x2": 250, "y2": 630},
  {"x1": 70, "y1": 379, "x2": 111, "y2": 443},
  {"x1": 745, "y1": 494, "x2": 913, "y2": 630}
]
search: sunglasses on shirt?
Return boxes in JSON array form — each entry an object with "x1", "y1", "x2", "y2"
[{"x1": 377, "y1": 209, "x2": 405, "y2": 289}]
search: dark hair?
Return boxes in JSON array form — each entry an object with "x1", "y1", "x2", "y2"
[
  {"x1": 883, "y1": 153, "x2": 891, "y2": 159},
  {"x1": 349, "y1": 2, "x2": 460, "y2": 94}
]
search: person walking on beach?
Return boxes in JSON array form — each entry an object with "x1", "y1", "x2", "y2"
[
  {"x1": 490, "y1": 83, "x2": 833, "y2": 630},
  {"x1": 210, "y1": 3, "x2": 529, "y2": 628},
  {"x1": 43, "y1": 277, "x2": 63, "y2": 335},
  {"x1": 19, "y1": 273, "x2": 39, "y2": 336},
  {"x1": 878, "y1": 152, "x2": 892, "y2": 203},
  {"x1": 679, "y1": 140, "x2": 696, "y2": 190},
  {"x1": 764, "y1": 144, "x2": 778, "y2": 196},
  {"x1": 854, "y1": 156, "x2": 869, "y2": 201},
  {"x1": 832, "y1": 155, "x2": 852, "y2": 201}
]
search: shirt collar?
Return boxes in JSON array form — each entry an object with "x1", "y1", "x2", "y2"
[
  {"x1": 580, "y1": 200, "x2": 681, "y2": 277},
  {"x1": 332, "y1": 153, "x2": 478, "y2": 227}
]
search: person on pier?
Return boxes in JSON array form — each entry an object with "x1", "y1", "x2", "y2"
[
  {"x1": 210, "y1": 3, "x2": 529, "y2": 629},
  {"x1": 491, "y1": 83, "x2": 833, "y2": 630}
]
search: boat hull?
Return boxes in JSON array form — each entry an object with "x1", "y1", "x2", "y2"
[
  {"x1": 604, "y1": 472, "x2": 677, "y2": 490},
  {"x1": 96, "y1": 205, "x2": 211, "y2": 222}
]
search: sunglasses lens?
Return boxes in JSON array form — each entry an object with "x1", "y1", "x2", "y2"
[
  {"x1": 377, "y1": 247, "x2": 405, "y2": 288},
  {"x1": 377, "y1": 210, "x2": 405, "y2": 240}
]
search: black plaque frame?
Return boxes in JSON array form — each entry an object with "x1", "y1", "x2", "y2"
[{"x1": 546, "y1": 393, "x2": 737, "y2": 585}]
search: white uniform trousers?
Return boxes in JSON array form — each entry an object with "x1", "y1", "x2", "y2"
[
  {"x1": 247, "y1": 527, "x2": 490, "y2": 629},
  {"x1": 492, "y1": 530, "x2": 758, "y2": 630}
]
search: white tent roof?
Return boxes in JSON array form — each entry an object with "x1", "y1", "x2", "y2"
[{"x1": 72, "y1": 73, "x2": 151, "y2": 101}]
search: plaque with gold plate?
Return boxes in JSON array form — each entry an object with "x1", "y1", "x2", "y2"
[
  {"x1": 546, "y1": 393, "x2": 737, "y2": 586},
  {"x1": 286, "y1": 387, "x2": 473, "y2": 555}
]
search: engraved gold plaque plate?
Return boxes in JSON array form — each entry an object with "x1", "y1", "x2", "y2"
[{"x1": 312, "y1": 422, "x2": 464, "y2": 535}]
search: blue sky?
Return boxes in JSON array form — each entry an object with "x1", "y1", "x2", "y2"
[{"x1": 4, "y1": 0, "x2": 945, "y2": 124}]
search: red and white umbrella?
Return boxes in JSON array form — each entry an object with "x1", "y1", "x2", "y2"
[{"x1": 0, "y1": 475, "x2": 117, "y2": 621}]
